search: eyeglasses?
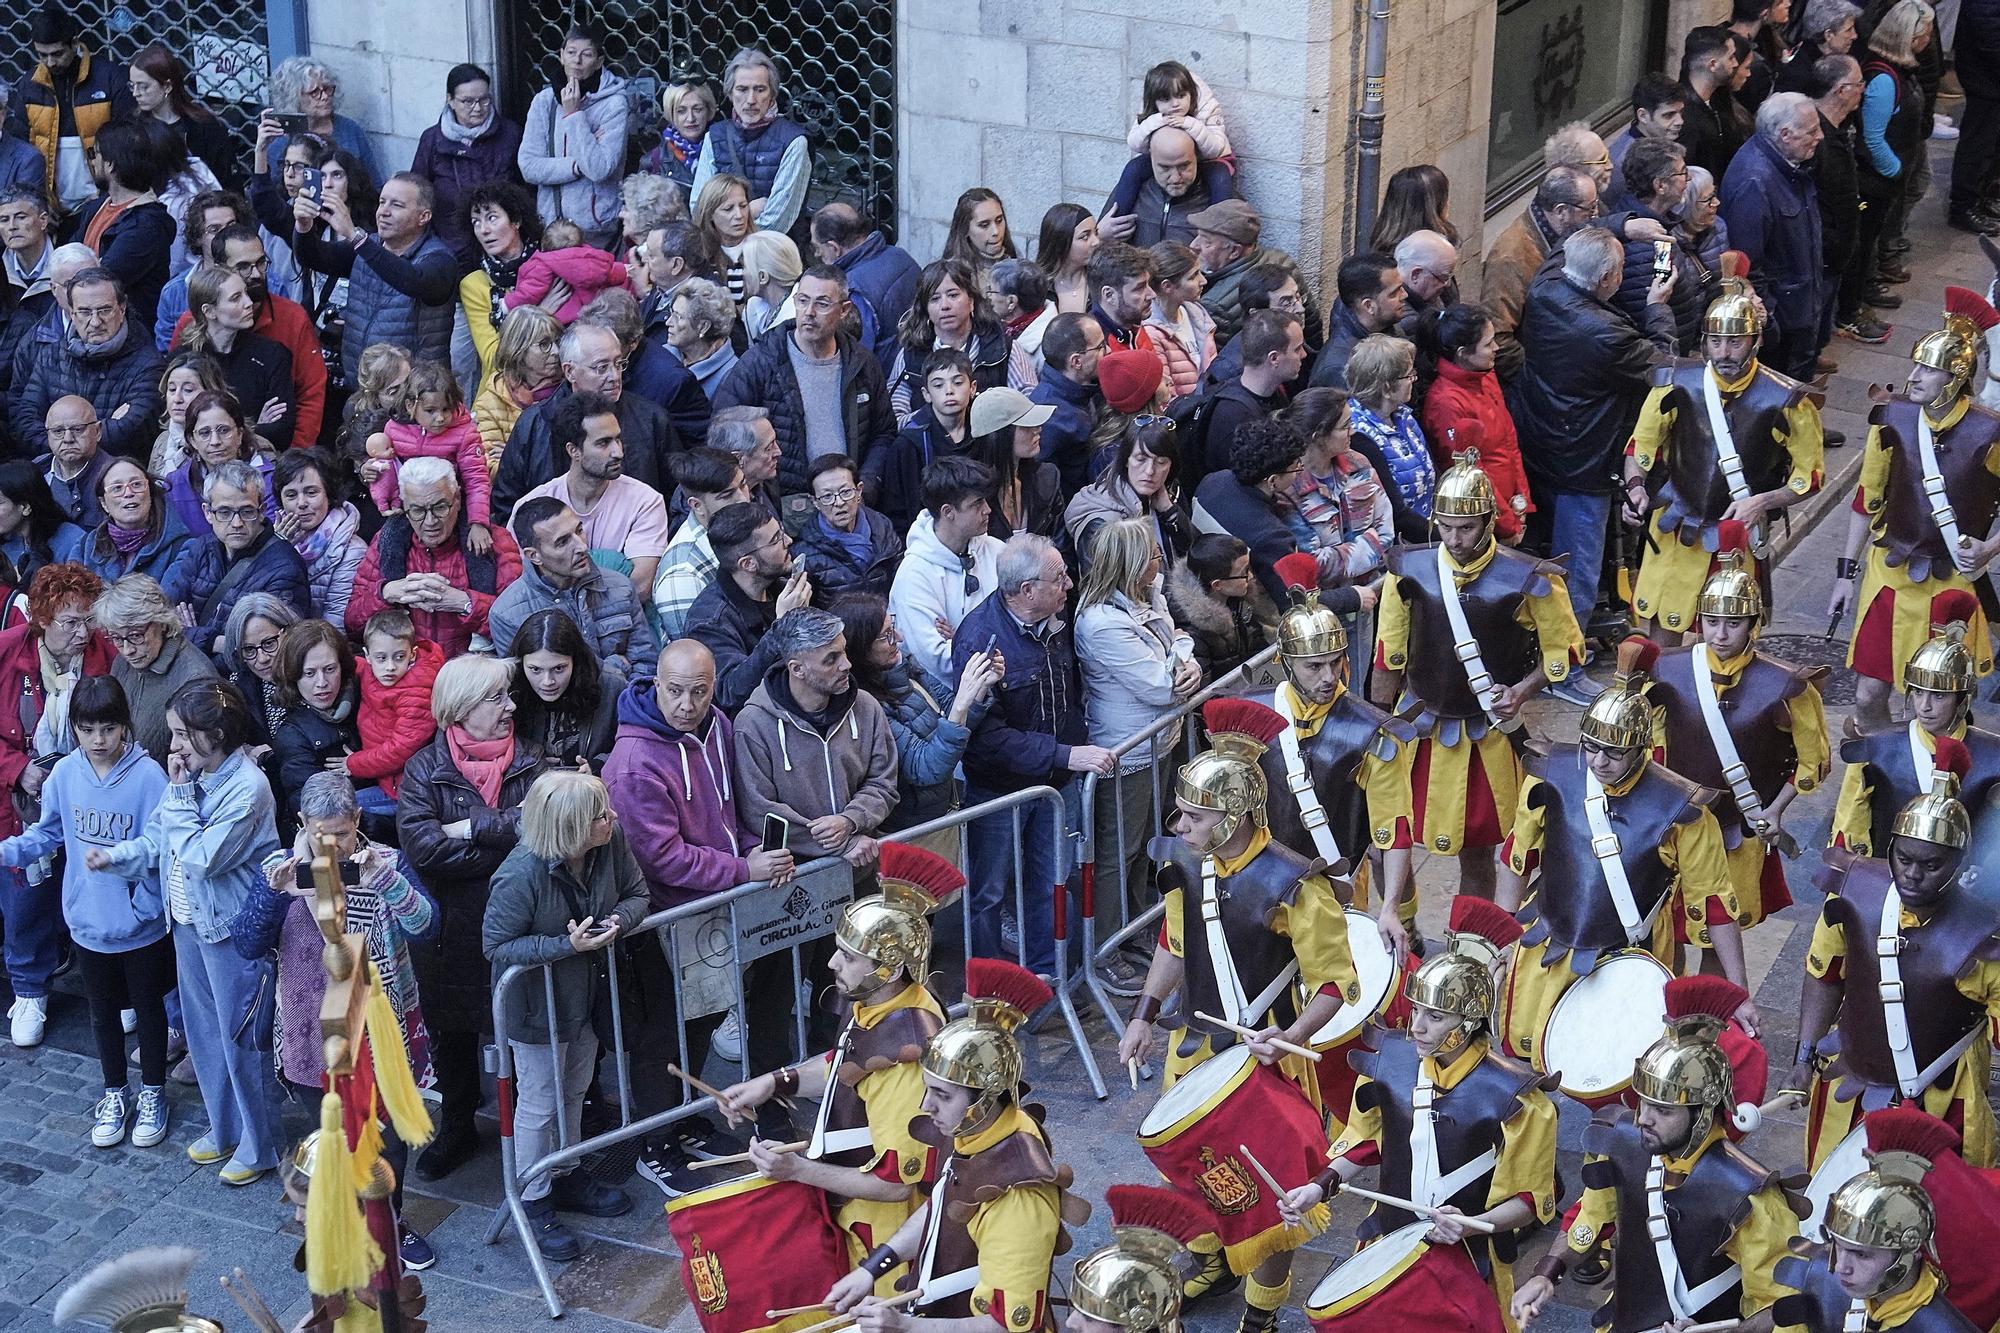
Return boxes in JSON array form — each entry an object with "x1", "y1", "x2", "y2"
[
  {"x1": 191, "y1": 425, "x2": 240, "y2": 443},
  {"x1": 48, "y1": 614, "x2": 92, "y2": 635},
  {"x1": 406, "y1": 500, "x2": 456, "y2": 522},
  {"x1": 71, "y1": 304, "x2": 119, "y2": 321},
  {"x1": 796, "y1": 295, "x2": 841, "y2": 314},
  {"x1": 103, "y1": 479, "x2": 149, "y2": 498},
  {"x1": 813, "y1": 486, "x2": 859, "y2": 505},
  {"x1": 47, "y1": 422, "x2": 99, "y2": 439},
  {"x1": 580, "y1": 358, "x2": 630, "y2": 376},
  {"x1": 451, "y1": 94, "x2": 494, "y2": 109},
  {"x1": 1132, "y1": 414, "x2": 1177, "y2": 431},
  {"x1": 303, "y1": 85, "x2": 336, "y2": 99},
  {"x1": 243, "y1": 634, "x2": 283, "y2": 661},
  {"x1": 227, "y1": 256, "x2": 270, "y2": 275},
  {"x1": 206, "y1": 505, "x2": 261, "y2": 524},
  {"x1": 281, "y1": 160, "x2": 310, "y2": 176},
  {"x1": 105, "y1": 627, "x2": 158, "y2": 649}
]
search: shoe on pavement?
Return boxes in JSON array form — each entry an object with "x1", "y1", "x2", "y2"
[
  {"x1": 219, "y1": 1160, "x2": 270, "y2": 1186},
  {"x1": 120, "y1": 1008, "x2": 137, "y2": 1034},
  {"x1": 523, "y1": 1197, "x2": 583, "y2": 1263},
  {"x1": 131, "y1": 1086, "x2": 169, "y2": 1148},
  {"x1": 1838, "y1": 316, "x2": 1891, "y2": 345},
  {"x1": 187, "y1": 1133, "x2": 233, "y2": 1164},
  {"x1": 550, "y1": 1171, "x2": 634, "y2": 1218},
  {"x1": 633, "y1": 1141, "x2": 696, "y2": 1196},
  {"x1": 1863, "y1": 286, "x2": 1903, "y2": 310},
  {"x1": 1875, "y1": 261, "x2": 1912, "y2": 283},
  {"x1": 1934, "y1": 113, "x2": 1960, "y2": 139},
  {"x1": 1815, "y1": 354, "x2": 1838, "y2": 374},
  {"x1": 91, "y1": 1088, "x2": 130, "y2": 1148},
  {"x1": 1547, "y1": 676, "x2": 1606, "y2": 706},
  {"x1": 1948, "y1": 211, "x2": 2000, "y2": 236},
  {"x1": 1824, "y1": 427, "x2": 1848, "y2": 448},
  {"x1": 711, "y1": 1010, "x2": 743, "y2": 1063},
  {"x1": 398, "y1": 1223, "x2": 438, "y2": 1271},
  {"x1": 9, "y1": 995, "x2": 47, "y2": 1046},
  {"x1": 414, "y1": 1121, "x2": 478, "y2": 1180}
]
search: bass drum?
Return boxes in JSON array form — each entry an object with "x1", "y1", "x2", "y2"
[
  {"x1": 1802, "y1": 1124, "x2": 1869, "y2": 1242},
  {"x1": 1309, "y1": 909, "x2": 1401, "y2": 1048},
  {"x1": 1305, "y1": 1221, "x2": 1505, "y2": 1333},
  {"x1": 1541, "y1": 951, "x2": 1671, "y2": 1101}
]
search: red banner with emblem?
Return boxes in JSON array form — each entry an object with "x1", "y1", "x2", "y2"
[{"x1": 667, "y1": 1176, "x2": 850, "y2": 1333}]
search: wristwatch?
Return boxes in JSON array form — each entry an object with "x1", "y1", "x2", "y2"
[{"x1": 349, "y1": 229, "x2": 371, "y2": 251}]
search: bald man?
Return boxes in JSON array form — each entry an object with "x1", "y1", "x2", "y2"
[
  {"x1": 809, "y1": 199, "x2": 919, "y2": 368},
  {"x1": 1101, "y1": 123, "x2": 1236, "y2": 249},
  {"x1": 41, "y1": 393, "x2": 110, "y2": 528},
  {"x1": 1395, "y1": 229, "x2": 1460, "y2": 323}
]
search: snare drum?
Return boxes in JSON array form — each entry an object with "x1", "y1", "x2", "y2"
[
  {"x1": 1541, "y1": 951, "x2": 1671, "y2": 1102},
  {"x1": 666, "y1": 1172, "x2": 851, "y2": 1333},
  {"x1": 1802, "y1": 1124, "x2": 1869, "y2": 1242},
  {"x1": 1310, "y1": 910, "x2": 1401, "y2": 1048},
  {"x1": 1138, "y1": 1044, "x2": 1330, "y2": 1272},
  {"x1": 1305, "y1": 1222, "x2": 1505, "y2": 1333}
]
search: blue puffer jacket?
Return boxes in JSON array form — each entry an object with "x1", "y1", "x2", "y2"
[
  {"x1": 1029, "y1": 367, "x2": 1100, "y2": 495},
  {"x1": 293, "y1": 225, "x2": 460, "y2": 369},
  {"x1": 75, "y1": 496, "x2": 200, "y2": 602},
  {"x1": 833, "y1": 231, "x2": 921, "y2": 369},
  {"x1": 872, "y1": 658, "x2": 979, "y2": 829},
  {"x1": 181, "y1": 529, "x2": 314, "y2": 649}
]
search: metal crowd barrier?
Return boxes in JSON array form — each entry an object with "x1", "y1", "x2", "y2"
[{"x1": 482, "y1": 783, "x2": 1085, "y2": 1316}]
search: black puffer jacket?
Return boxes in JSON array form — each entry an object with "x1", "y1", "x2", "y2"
[
  {"x1": 1812, "y1": 113, "x2": 1862, "y2": 276},
  {"x1": 269, "y1": 684, "x2": 361, "y2": 829},
  {"x1": 0, "y1": 288, "x2": 52, "y2": 400},
  {"x1": 1604, "y1": 203, "x2": 1709, "y2": 353},
  {"x1": 10, "y1": 325, "x2": 164, "y2": 458},
  {"x1": 711, "y1": 321, "x2": 898, "y2": 495},
  {"x1": 491, "y1": 382, "x2": 679, "y2": 522}
]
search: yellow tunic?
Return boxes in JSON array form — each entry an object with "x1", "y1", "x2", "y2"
[
  {"x1": 1567, "y1": 1126, "x2": 1803, "y2": 1329},
  {"x1": 1849, "y1": 399, "x2": 2000, "y2": 685},
  {"x1": 1828, "y1": 723, "x2": 1964, "y2": 854},
  {"x1": 1494, "y1": 768, "x2": 1737, "y2": 1066},
  {"x1": 1866, "y1": 1263, "x2": 1949, "y2": 1329},
  {"x1": 1274, "y1": 680, "x2": 1413, "y2": 918},
  {"x1": 1331, "y1": 1036, "x2": 1559, "y2": 1328},
  {"x1": 1803, "y1": 907, "x2": 2000, "y2": 1168},
  {"x1": 830, "y1": 982, "x2": 945, "y2": 1288},
  {"x1": 1629, "y1": 370, "x2": 1824, "y2": 634},
  {"x1": 1374, "y1": 541, "x2": 1584, "y2": 856},
  {"x1": 951, "y1": 1104, "x2": 1061, "y2": 1333}
]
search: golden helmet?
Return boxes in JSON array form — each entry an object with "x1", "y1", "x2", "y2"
[
  {"x1": 1580, "y1": 636, "x2": 1663, "y2": 753},
  {"x1": 1890, "y1": 750, "x2": 1971, "y2": 852},
  {"x1": 1404, "y1": 898, "x2": 1521, "y2": 1050},
  {"x1": 52, "y1": 1247, "x2": 227, "y2": 1333},
  {"x1": 835, "y1": 843, "x2": 962, "y2": 984},
  {"x1": 1179, "y1": 700, "x2": 1285, "y2": 850},
  {"x1": 1695, "y1": 525, "x2": 1762, "y2": 620},
  {"x1": 1070, "y1": 1187, "x2": 1207, "y2": 1332},
  {"x1": 921, "y1": 960, "x2": 1051, "y2": 1135},
  {"x1": 1433, "y1": 449, "x2": 1497, "y2": 520},
  {"x1": 1632, "y1": 976, "x2": 1749, "y2": 1146},
  {"x1": 1910, "y1": 287, "x2": 1993, "y2": 404},
  {"x1": 1274, "y1": 551, "x2": 1348, "y2": 661},
  {"x1": 1703, "y1": 292, "x2": 1763, "y2": 338},
  {"x1": 1904, "y1": 590, "x2": 1979, "y2": 699},
  {"x1": 1824, "y1": 1147, "x2": 1936, "y2": 1299},
  {"x1": 279, "y1": 1128, "x2": 397, "y2": 1204}
]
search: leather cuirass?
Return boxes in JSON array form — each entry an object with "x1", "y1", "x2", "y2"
[
  {"x1": 1872, "y1": 397, "x2": 2000, "y2": 579},
  {"x1": 1387, "y1": 542, "x2": 1557, "y2": 723},
  {"x1": 818, "y1": 1001, "x2": 944, "y2": 1171},
  {"x1": 1150, "y1": 835, "x2": 1314, "y2": 1056},
  {"x1": 1251, "y1": 687, "x2": 1413, "y2": 872},
  {"x1": 1651, "y1": 360, "x2": 1804, "y2": 538},
  {"x1": 903, "y1": 1111, "x2": 1073, "y2": 1320},
  {"x1": 1838, "y1": 725, "x2": 2000, "y2": 858},
  {"x1": 1773, "y1": 1253, "x2": 1979, "y2": 1333},
  {"x1": 1650, "y1": 648, "x2": 1818, "y2": 843}
]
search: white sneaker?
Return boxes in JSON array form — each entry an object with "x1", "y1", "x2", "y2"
[
  {"x1": 8, "y1": 995, "x2": 46, "y2": 1047},
  {"x1": 131, "y1": 1086, "x2": 169, "y2": 1148},
  {"x1": 91, "y1": 1088, "x2": 130, "y2": 1148},
  {"x1": 1934, "y1": 113, "x2": 1960, "y2": 140},
  {"x1": 711, "y1": 1011, "x2": 743, "y2": 1063},
  {"x1": 121, "y1": 1008, "x2": 137, "y2": 1034}
]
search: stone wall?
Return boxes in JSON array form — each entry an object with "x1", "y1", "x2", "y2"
[{"x1": 299, "y1": 0, "x2": 496, "y2": 175}]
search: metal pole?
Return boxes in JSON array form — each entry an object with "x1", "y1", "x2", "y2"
[{"x1": 1353, "y1": 0, "x2": 1392, "y2": 250}]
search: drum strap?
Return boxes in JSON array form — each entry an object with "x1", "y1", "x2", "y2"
[
  {"x1": 1906, "y1": 722, "x2": 1937, "y2": 799},
  {"x1": 1646, "y1": 1158, "x2": 1742, "y2": 1320},
  {"x1": 1875, "y1": 888, "x2": 1985, "y2": 1097},
  {"x1": 1692, "y1": 644, "x2": 1773, "y2": 835},
  {"x1": 1274, "y1": 688, "x2": 1344, "y2": 867},
  {"x1": 1701, "y1": 368, "x2": 1769, "y2": 556},
  {"x1": 1436, "y1": 544, "x2": 1519, "y2": 734},
  {"x1": 1201, "y1": 859, "x2": 1299, "y2": 1029},
  {"x1": 1915, "y1": 411, "x2": 1972, "y2": 574},
  {"x1": 1582, "y1": 771, "x2": 1652, "y2": 946},
  {"x1": 808, "y1": 1022, "x2": 874, "y2": 1158},
  {"x1": 1409, "y1": 1069, "x2": 1497, "y2": 1209},
  {"x1": 914, "y1": 1163, "x2": 979, "y2": 1303},
  {"x1": 1844, "y1": 1298, "x2": 1868, "y2": 1332}
]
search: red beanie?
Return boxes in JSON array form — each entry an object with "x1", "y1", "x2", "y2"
[{"x1": 1097, "y1": 348, "x2": 1163, "y2": 414}]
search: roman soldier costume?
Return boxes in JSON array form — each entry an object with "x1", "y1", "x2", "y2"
[
  {"x1": 1372, "y1": 452, "x2": 1584, "y2": 862},
  {"x1": 1647, "y1": 534, "x2": 1830, "y2": 931},
  {"x1": 1801, "y1": 754, "x2": 2000, "y2": 1169},
  {"x1": 53, "y1": 1246, "x2": 230, "y2": 1332},
  {"x1": 1067, "y1": 1187, "x2": 1205, "y2": 1333},
  {"x1": 1844, "y1": 287, "x2": 2000, "y2": 689},
  {"x1": 1831, "y1": 590, "x2": 2000, "y2": 859},
  {"x1": 1852, "y1": 1108, "x2": 2000, "y2": 1331},
  {"x1": 1495, "y1": 638, "x2": 1738, "y2": 1072},
  {"x1": 1555, "y1": 979, "x2": 1805, "y2": 1332},
  {"x1": 1627, "y1": 291, "x2": 1824, "y2": 634}
]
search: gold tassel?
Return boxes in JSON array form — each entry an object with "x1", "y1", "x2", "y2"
[
  {"x1": 333, "y1": 1300, "x2": 384, "y2": 1333},
  {"x1": 306, "y1": 1093, "x2": 381, "y2": 1296},
  {"x1": 365, "y1": 980, "x2": 435, "y2": 1149}
]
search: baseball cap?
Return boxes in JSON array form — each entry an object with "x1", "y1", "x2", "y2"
[{"x1": 969, "y1": 386, "x2": 1055, "y2": 436}]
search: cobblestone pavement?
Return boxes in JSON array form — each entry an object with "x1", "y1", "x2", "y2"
[{"x1": 4, "y1": 141, "x2": 1990, "y2": 1333}]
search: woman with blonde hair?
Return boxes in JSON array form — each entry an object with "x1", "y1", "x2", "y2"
[
  {"x1": 177, "y1": 267, "x2": 296, "y2": 448},
  {"x1": 739, "y1": 228, "x2": 803, "y2": 340},
  {"x1": 483, "y1": 768, "x2": 644, "y2": 1259},
  {"x1": 692, "y1": 172, "x2": 755, "y2": 303},
  {"x1": 1845, "y1": 0, "x2": 1934, "y2": 330},
  {"x1": 1345, "y1": 334, "x2": 1434, "y2": 541},
  {"x1": 471, "y1": 306, "x2": 562, "y2": 470},
  {"x1": 642, "y1": 81, "x2": 716, "y2": 191}
]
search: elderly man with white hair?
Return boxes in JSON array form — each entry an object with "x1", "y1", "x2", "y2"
[
  {"x1": 181, "y1": 459, "x2": 311, "y2": 654},
  {"x1": 689, "y1": 46, "x2": 812, "y2": 235},
  {"x1": 1721, "y1": 90, "x2": 1826, "y2": 377},
  {"x1": 344, "y1": 454, "x2": 524, "y2": 658}
]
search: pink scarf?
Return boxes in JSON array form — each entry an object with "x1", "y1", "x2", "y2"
[{"x1": 446, "y1": 723, "x2": 515, "y2": 808}]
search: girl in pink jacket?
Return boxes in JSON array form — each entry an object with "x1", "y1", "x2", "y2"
[
  {"x1": 502, "y1": 220, "x2": 630, "y2": 325},
  {"x1": 365, "y1": 360, "x2": 495, "y2": 554}
]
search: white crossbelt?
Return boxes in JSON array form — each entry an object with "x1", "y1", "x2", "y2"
[
  {"x1": 1915, "y1": 411, "x2": 1975, "y2": 575},
  {"x1": 1408, "y1": 1066, "x2": 1497, "y2": 1209},
  {"x1": 1646, "y1": 1158, "x2": 1742, "y2": 1320},
  {"x1": 807, "y1": 1023, "x2": 874, "y2": 1159},
  {"x1": 1875, "y1": 886, "x2": 1985, "y2": 1098},
  {"x1": 1201, "y1": 859, "x2": 1300, "y2": 1030},
  {"x1": 1436, "y1": 544, "x2": 1519, "y2": 733},
  {"x1": 1583, "y1": 770, "x2": 1653, "y2": 945},
  {"x1": 914, "y1": 1162, "x2": 979, "y2": 1302},
  {"x1": 1701, "y1": 368, "x2": 1770, "y2": 557},
  {"x1": 1273, "y1": 688, "x2": 1344, "y2": 867},
  {"x1": 1693, "y1": 644, "x2": 1775, "y2": 835},
  {"x1": 1844, "y1": 1297, "x2": 1868, "y2": 1332},
  {"x1": 1907, "y1": 723, "x2": 1938, "y2": 801}
]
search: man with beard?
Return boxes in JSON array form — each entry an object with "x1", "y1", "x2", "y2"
[
  {"x1": 686, "y1": 501, "x2": 814, "y2": 712},
  {"x1": 488, "y1": 491, "x2": 656, "y2": 677},
  {"x1": 169, "y1": 223, "x2": 327, "y2": 446},
  {"x1": 1625, "y1": 292, "x2": 1824, "y2": 641},
  {"x1": 519, "y1": 383, "x2": 673, "y2": 605}
]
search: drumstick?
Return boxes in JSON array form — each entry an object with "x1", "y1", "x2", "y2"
[
  {"x1": 1236, "y1": 1142, "x2": 1292, "y2": 1205},
  {"x1": 687, "y1": 1140, "x2": 809, "y2": 1169},
  {"x1": 1127, "y1": 1057, "x2": 1139, "y2": 1090},
  {"x1": 766, "y1": 1303, "x2": 831, "y2": 1319},
  {"x1": 668, "y1": 1062, "x2": 729, "y2": 1103},
  {"x1": 220, "y1": 1271, "x2": 285, "y2": 1333},
  {"x1": 789, "y1": 1291, "x2": 922, "y2": 1333},
  {"x1": 1678, "y1": 1320, "x2": 1742, "y2": 1333},
  {"x1": 1193, "y1": 1011, "x2": 1322, "y2": 1062},
  {"x1": 1337, "y1": 1182, "x2": 1499, "y2": 1233}
]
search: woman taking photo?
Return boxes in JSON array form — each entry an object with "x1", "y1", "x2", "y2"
[
  {"x1": 177, "y1": 267, "x2": 295, "y2": 449},
  {"x1": 272, "y1": 447, "x2": 366, "y2": 626},
  {"x1": 397, "y1": 654, "x2": 545, "y2": 1179},
  {"x1": 128, "y1": 43, "x2": 236, "y2": 191},
  {"x1": 941, "y1": 187, "x2": 1016, "y2": 278},
  {"x1": 692, "y1": 172, "x2": 755, "y2": 304},
  {"x1": 266, "y1": 56, "x2": 383, "y2": 184},
  {"x1": 641, "y1": 81, "x2": 716, "y2": 192},
  {"x1": 483, "y1": 769, "x2": 644, "y2": 1260},
  {"x1": 96, "y1": 573, "x2": 219, "y2": 765},
  {"x1": 471, "y1": 306, "x2": 561, "y2": 470},
  {"x1": 885, "y1": 259, "x2": 1036, "y2": 424},
  {"x1": 1417, "y1": 303, "x2": 1531, "y2": 542},
  {"x1": 1032, "y1": 202, "x2": 1100, "y2": 315},
  {"x1": 220, "y1": 592, "x2": 301, "y2": 747},
  {"x1": 518, "y1": 24, "x2": 630, "y2": 249},
  {"x1": 1343, "y1": 335, "x2": 1435, "y2": 542},
  {"x1": 268, "y1": 618, "x2": 361, "y2": 826},
  {"x1": 76, "y1": 461, "x2": 198, "y2": 601},
  {"x1": 410, "y1": 63, "x2": 526, "y2": 271},
  {"x1": 1143, "y1": 240, "x2": 1216, "y2": 401},
  {"x1": 164, "y1": 390, "x2": 274, "y2": 539},
  {"x1": 508, "y1": 610, "x2": 620, "y2": 770},
  {"x1": 459, "y1": 182, "x2": 549, "y2": 384},
  {"x1": 0, "y1": 462, "x2": 84, "y2": 597},
  {"x1": 90, "y1": 678, "x2": 284, "y2": 1185}
]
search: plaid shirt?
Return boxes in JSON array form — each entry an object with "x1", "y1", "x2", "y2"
[{"x1": 653, "y1": 515, "x2": 718, "y2": 640}]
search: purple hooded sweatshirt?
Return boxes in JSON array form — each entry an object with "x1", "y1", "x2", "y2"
[{"x1": 601, "y1": 675, "x2": 753, "y2": 909}]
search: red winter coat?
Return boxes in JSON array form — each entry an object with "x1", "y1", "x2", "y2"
[
  {"x1": 343, "y1": 521, "x2": 522, "y2": 659},
  {"x1": 350, "y1": 637, "x2": 445, "y2": 797},
  {"x1": 0, "y1": 620, "x2": 116, "y2": 837},
  {"x1": 1421, "y1": 357, "x2": 1534, "y2": 541}
]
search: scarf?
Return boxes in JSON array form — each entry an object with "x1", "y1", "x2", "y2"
[
  {"x1": 446, "y1": 723, "x2": 515, "y2": 808},
  {"x1": 816, "y1": 512, "x2": 874, "y2": 569},
  {"x1": 107, "y1": 519, "x2": 149, "y2": 557},
  {"x1": 436, "y1": 103, "x2": 495, "y2": 145},
  {"x1": 65, "y1": 319, "x2": 129, "y2": 361},
  {"x1": 481, "y1": 243, "x2": 537, "y2": 312},
  {"x1": 656, "y1": 124, "x2": 702, "y2": 165},
  {"x1": 733, "y1": 104, "x2": 779, "y2": 133}
]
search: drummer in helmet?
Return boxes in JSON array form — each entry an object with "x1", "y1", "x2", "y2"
[
  {"x1": 1066, "y1": 1187, "x2": 1206, "y2": 1333},
  {"x1": 1829, "y1": 287, "x2": 2000, "y2": 730},
  {"x1": 720, "y1": 844, "x2": 956, "y2": 1288},
  {"x1": 1793, "y1": 758, "x2": 2000, "y2": 1169},
  {"x1": 1829, "y1": 590, "x2": 2000, "y2": 857},
  {"x1": 826, "y1": 960, "x2": 1082, "y2": 1333},
  {"x1": 1493, "y1": 635, "x2": 1748, "y2": 1070},
  {"x1": 1512, "y1": 978, "x2": 1804, "y2": 1332},
  {"x1": 1646, "y1": 528, "x2": 1830, "y2": 952},
  {"x1": 1250, "y1": 551, "x2": 1417, "y2": 950},
  {"x1": 1282, "y1": 898, "x2": 1559, "y2": 1323},
  {"x1": 1844, "y1": 1107, "x2": 2000, "y2": 1331},
  {"x1": 1370, "y1": 450, "x2": 1584, "y2": 910},
  {"x1": 1623, "y1": 290, "x2": 1823, "y2": 643}
]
